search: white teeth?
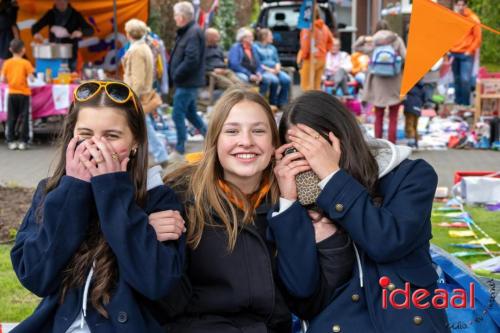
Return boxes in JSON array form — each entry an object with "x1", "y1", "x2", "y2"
[{"x1": 235, "y1": 154, "x2": 256, "y2": 159}]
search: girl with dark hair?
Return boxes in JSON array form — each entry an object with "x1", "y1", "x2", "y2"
[
  {"x1": 271, "y1": 91, "x2": 450, "y2": 332},
  {"x1": 11, "y1": 80, "x2": 185, "y2": 333},
  {"x1": 156, "y1": 87, "x2": 354, "y2": 332}
]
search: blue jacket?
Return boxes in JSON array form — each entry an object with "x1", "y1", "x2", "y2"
[
  {"x1": 169, "y1": 21, "x2": 205, "y2": 88},
  {"x1": 253, "y1": 42, "x2": 280, "y2": 69},
  {"x1": 228, "y1": 42, "x2": 262, "y2": 77},
  {"x1": 11, "y1": 173, "x2": 185, "y2": 333},
  {"x1": 270, "y1": 158, "x2": 450, "y2": 333}
]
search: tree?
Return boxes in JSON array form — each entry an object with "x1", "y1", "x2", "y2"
[
  {"x1": 468, "y1": 0, "x2": 499, "y2": 66},
  {"x1": 213, "y1": 0, "x2": 237, "y2": 50}
]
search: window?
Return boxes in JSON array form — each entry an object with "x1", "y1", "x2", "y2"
[{"x1": 266, "y1": 7, "x2": 300, "y2": 30}]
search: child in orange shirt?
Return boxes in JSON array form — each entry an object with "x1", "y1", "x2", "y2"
[{"x1": 0, "y1": 39, "x2": 34, "y2": 150}]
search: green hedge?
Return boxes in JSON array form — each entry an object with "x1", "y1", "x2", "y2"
[{"x1": 469, "y1": 0, "x2": 500, "y2": 66}]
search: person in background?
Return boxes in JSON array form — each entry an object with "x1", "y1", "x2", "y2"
[
  {"x1": 0, "y1": 39, "x2": 34, "y2": 151},
  {"x1": 0, "y1": 0, "x2": 19, "y2": 70},
  {"x1": 351, "y1": 35, "x2": 371, "y2": 87},
  {"x1": 31, "y1": 0, "x2": 94, "y2": 72},
  {"x1": 205, "y1": 28, "x2": 243, "y2": 89},
  {"x1": 228, "y1": 27, "x2": 262, "y2": 85},
  {"x1": 122, "y1": 18, "x2": 169, "y2": 169},
  {"x1": 324, "y1": 38, "x2": 352, "y2": 96},
  {"x1": 359, "y1": 20, "x2": 406, "y2": 143},
  {"x1": 297, "y1": 8, "x2": 334, "y2": 91},
  {"x1": 254, "y1": 28, "x2": 291, "y2": 108},
  {"x1": 449, "y1": 0, "x2": 481, "y2": 106},
  {"x1": 169, "y1": 1, "x2": 207, "y2": 162}
]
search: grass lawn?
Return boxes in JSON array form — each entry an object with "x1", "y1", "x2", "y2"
[
  {"x1": 0, "y1": 204, "x2": 498, "y2": 322},
  {"x1": 0, "y1": 245, "x2": 40, "y2": 322},
  {"x1": 430, "y1": 204, "x2": 500, "y2": 280}
]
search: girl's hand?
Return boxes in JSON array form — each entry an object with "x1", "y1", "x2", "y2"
[
  {"x1": 308, "y1": 210, "x2": 338, "y2": 243},
  {"x1": 149, "y1": 210, "x2": 186, "y2": 241},
  {"x1": 274, "y1": 143, "x2": 312, "y2": 201},
  {"x1": 287, "y1": 124, "x2": 341, "y2": 180},
  {"x1": 79, "y1": 136, "x2": 129, "y2": 177},
  {"x1": 66, "y1": 136, "x2": 92, "y2": 182}
]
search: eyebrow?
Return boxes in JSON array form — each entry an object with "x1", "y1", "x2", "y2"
[
  {"x1": 76, "y1": 128, "x2": 124, "y2": 134},
  {"x1": 224, "y1": 122, "x2": 269, "y2": 127}
]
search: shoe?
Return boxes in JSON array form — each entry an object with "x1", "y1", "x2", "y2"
[
  {"x1": 168, "y1": 150, "x2": 185, "y2": 163},
  {"x1": 8, "y1": 142, "x2": 17, "y2": 150},
  {"x1": 18, "y1": 142, "x2": 27, "y2": 150}
]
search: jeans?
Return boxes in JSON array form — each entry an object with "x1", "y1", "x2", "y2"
[
  {"x1": 450, "y1": 53, "x2": 473, "y2": 105},
  {"x1": 260, "y1": 71, "x2": 291, "y2": 107},
  {"x1": 172, "y1": 87, "x2": 207, "y2": 154},
  {"x1": 235, "y1": 72, "x2": 249, "y2": 82},
  {"x1": 325, "y1": 68, "x2": 349, "y2": 96},
  {"x1": 145, "y1": 114, "x2": 168, "y2": 164}
]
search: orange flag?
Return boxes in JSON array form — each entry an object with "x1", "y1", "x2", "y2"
[{"x1": 400, "y1": 0, "x2": 476, "y2": 98}]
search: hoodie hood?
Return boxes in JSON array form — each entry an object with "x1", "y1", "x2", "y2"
[{"x1": 366, "y1": 138, "x2": 412, "y2": 178}]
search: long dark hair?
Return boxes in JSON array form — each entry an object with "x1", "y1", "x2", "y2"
[
  {"x1": 279, "y1": 91, "x2": 380, "y2": 199},
  {"x1": 42, "y1": 80, "x2": 148, "y2": 318}
]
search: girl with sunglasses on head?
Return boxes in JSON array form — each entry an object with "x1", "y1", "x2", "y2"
[
  {"x1": 270, "y1": 91, "x2": 449, "y2": 332},
  {"x1": 150, "y1": 87, "x2": 354, "y2": 332},
  {"x1": 10, "y1": 80, "x2": 186, "y2": 333}
]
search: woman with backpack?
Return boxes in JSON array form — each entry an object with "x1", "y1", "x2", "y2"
[{"x1": 358, "y1": 20, "x2": 406, "y2": 143}]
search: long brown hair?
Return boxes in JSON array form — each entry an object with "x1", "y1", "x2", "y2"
[
  {"x1": 279, "y1": 91, "x2": 380, "y2": 199},
  {"x1": 42, "y1": 80, "x2": 148, "y2": 318},
  {"x1": 164, "y1": 88, "x2": 280, "y2": 251}
]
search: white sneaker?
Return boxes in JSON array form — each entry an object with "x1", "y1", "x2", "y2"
[
  {"x1": 8, "y1": 142, "x2": 17, "y2": 150},
  {"x1": 18, "y1": 142, "x2": 27, "y2": 150}
]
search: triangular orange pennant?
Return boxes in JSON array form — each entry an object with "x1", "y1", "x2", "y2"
[{"x1": 400, "y1": 0, "x2": 476, "y2": 98}]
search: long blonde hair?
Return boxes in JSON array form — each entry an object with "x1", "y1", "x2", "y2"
[{"x1": 165, "y1": 88, "x2": 280, "y2": 251}]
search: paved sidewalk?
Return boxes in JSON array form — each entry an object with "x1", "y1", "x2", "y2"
[
  {"x1": 0, "y1": 141, "x2": 204, "y2": 188},
  {"x1": 1, "y1": 140, "x2": 499, "y2": 189}
]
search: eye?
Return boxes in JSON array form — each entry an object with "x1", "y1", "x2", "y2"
[
  {"x1": 253, "y1": 128, "x2": 267, "y2": 134},
  {"x1": 105, "y1": 134, "x2": 119, "y2": 139},
  {"x1": 78, "y1": 132, "x2": 92, "y2": 138},
  {"x1": 224, "y1": 128, "x2": 238, "y2": 134}
]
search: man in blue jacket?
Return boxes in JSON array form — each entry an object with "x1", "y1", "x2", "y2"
[{"x1": 168, "y1": 1, "x2": 207, "y2": 162}]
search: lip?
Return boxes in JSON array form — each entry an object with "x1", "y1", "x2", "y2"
[{"x1": 232, "y1": 152, "x2": 259, "y2": 162}]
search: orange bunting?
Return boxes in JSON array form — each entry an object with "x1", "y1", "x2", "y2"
[{"x1": 399, "y1": 0, "x2": 500, "y2": 98}]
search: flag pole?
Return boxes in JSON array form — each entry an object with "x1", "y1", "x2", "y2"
[{"x1": 309, "y1": 0, "x2": 317, "y2": 90}]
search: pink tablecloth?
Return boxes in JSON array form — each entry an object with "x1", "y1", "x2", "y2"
[{"x1": 0, "y1": 83, "x2": 78, "y2": 122}]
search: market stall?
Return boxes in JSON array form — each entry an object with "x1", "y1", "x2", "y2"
[{"x1": 0, "y1": 83, "x2": 78, "y2": 122}]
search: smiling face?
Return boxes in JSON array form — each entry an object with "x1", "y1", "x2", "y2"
[
  {"x1": 217, "y1": 100, "x2": 274, "y2": 193},
  {"x1": 73, "y1": 106, "x2": 137, "y2": 160}
]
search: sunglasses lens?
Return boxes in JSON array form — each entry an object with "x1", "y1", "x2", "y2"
[
  {"x1": 76, "y1": 82, "x2": 100, "y2": 100},
  {"x1": 107, "y1": 83, "x2": 130, "y2": 102}
]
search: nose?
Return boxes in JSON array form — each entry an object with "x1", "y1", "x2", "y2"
[{"x1": 238, "y1": 130, "x2": 255, "y2": 147}]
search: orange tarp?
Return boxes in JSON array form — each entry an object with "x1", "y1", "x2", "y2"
[{"x1": 16, "y1": 0, "x2": 148, "y2": 70}]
